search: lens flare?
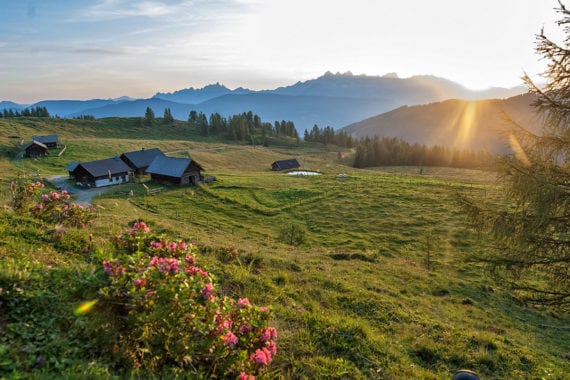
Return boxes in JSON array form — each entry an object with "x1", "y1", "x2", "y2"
[
  {"x1": 74, "y1": 300, "x2": 97, "y2": 316},
  {"x1": 508, "y1": 134, "x2": 531, "y2": 167}
]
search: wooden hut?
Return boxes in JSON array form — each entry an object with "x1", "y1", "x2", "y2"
[
  {"x1": 32, "y1": 135, "x2": 59, "y2": 148},
  {"x1": 146, "y1": 155, "x2": 204, "y2": 185},
  {"x1": 70, "y1": 157, "x2": 132, "y2": 188},
  {"x1": 271, "y1": 159, "x2": 300, "y2": 171},
  {"x1": 24, "y1": 140, "x2": 49, "y2": 158}
]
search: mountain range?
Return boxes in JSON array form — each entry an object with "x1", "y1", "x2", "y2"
[
  {"x1": 2, "y1": 72, "x2": 527, "y2": 135},
  {"x1": 342, "y1": 93, "x2": 540, "y2": 152}
]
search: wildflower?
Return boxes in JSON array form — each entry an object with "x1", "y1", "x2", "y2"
[
  {"x1": 239, "y1": 373, "x2": 255, "y2": 380},
  {"x1": 202, "y1": 283, "x2": 215, "y2": 301},
  {"x1": 185, "y1": 255, "x2": 196, "y2": 265},
  {"x1": 102, "y1": 260, "x2": 125, "y2": 276},
  {"x1": 239, "y1": 324, "x2": 252, "y2": 334},
  {"x1": 260, "y1": 327, "x2": 278, "y2": 342},
  {"x1": 237, "y1": 298, "x2": 251, "y2": 309},
  {"x1": 148, "y1": 256, "x2": 179, "y2": 273},
  {"x1": 223, "y1": 332, "x2": 238, "y2": 347},
  {"x1": 133, "y1": 278, "x2": 147, "y2": 288},
  {"x1": 186, "y1": 266, "x2": 208, "y2": 277},
  {"x1": 36, "y1": 203, "x2": 44, "y2": 210},
  {"x1": 150, "y1": 241, "x2": 163, "y2": 250},
  {"x1": 232, "y1": 249, "x2": 239, "y2": 257},
  {"x1": 250, "y1": 347, "x2": 272, "y2": 365},
  {"x1": 130, "y1": 221, "x2": 150, "y2": 236},
  {"x1": 216, "y1": 318, "x2": 233, "y2": 333},
  {"x1": 266, "y1": 340, "x2": 277, "y2": 355}
]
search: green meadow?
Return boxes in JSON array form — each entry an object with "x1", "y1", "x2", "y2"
[{"x1": 0, "y1": 117, "x2": 568, "y2": 379}]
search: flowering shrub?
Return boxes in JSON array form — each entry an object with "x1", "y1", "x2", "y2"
[
  {"x1": 33, "y1": 190, "x2": 96, "y2": 228},
  {"x1": 101, "y1": 222, "x2": 277, "y2": 378},
  {"x1": 9, "y1": 178, "x2": 96, "y2": 228},
  {"x1": 9, "y1": 179, "x2": 45, "y2": 211}
]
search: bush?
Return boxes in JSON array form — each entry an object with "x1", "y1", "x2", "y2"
[
  {"x1": 279, "y1": 223, "x2": 307, "y2": 246},
  {"x1": 100, "y1": 221, "x2": 278, "y2": 378}
]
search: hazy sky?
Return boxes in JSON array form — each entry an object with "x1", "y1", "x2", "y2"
[{"x1": 0, "y1": 0, "x2": 565, "y2": 103}]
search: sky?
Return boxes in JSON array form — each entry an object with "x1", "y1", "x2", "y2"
[{"x1": 0, "y1": 0, "x2": 566, "y2": 104}]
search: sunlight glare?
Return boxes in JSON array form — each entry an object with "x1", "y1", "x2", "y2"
[
  {"x1": 508, "y1": 134, "x2": 531, "y2": 167},
  {"x1": 74, "y1": 300, "x2": 97, "y2": 316}
]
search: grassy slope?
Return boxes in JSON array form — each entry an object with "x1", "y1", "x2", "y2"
[{"x1": 0, "y1": 117, "x2": 569, "y2": 379}]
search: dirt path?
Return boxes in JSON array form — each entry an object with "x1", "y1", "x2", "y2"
[{"x1": 46, "y1": 175, "x2": 112, "y2": 205}]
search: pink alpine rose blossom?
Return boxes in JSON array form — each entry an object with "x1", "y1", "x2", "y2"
[
  {"x1": 260, "y1": 327, "x2": 278, "y2": 342},
  {"x1": 237, "y1": 298, "x2": 251, "y2": 309},
  {"x1": 223, "y1": 332, "x2": 238, "y2": 347},
  {"x1": 202, "y1": 283, "x2": 215, "y2": 301},
  {"x1": 250, "y1": 347, "x2": 272, "y2": 365}
]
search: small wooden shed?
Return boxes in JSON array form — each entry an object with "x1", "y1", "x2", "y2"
[
  {"x1": 271, "y1": 159, "x2": 300, "y2": 171},
  {"x1": 32, "y1": 135, "x2": 59, "y2": 148},
  {"x1": 146, "y1": 155, "x2": 204, "y2": 185},
  {"x1": 24, "y1": 140, "x2": 49, "y2": 158}
]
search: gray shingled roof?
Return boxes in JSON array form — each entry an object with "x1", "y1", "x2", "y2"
[
  {"x1": 121, "y1": 148, "x2": 164, "y2": 169},
  {"x1": 76, "y1": 157, "x2": 132, "y2": 177},
  {"x1": 24, "y1": 140, "x2": 49, "y2": 150},
  {"x1": 146, "y1": 155, "x2": 202, "y2": 178},
  {"x1": 32, "y1": 135, "x2": 58, "y2": 144},
  {"x1": 272, "y1": 159, "x2": 300, "y2": 171}
]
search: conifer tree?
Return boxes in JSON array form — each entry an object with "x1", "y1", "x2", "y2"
[{"x1": 460, "y1": 2, "x2": 570, "y2": 309}]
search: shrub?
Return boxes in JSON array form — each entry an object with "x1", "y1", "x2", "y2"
[
  {"x1": 279, "y1": 223, "x2": 307, "y2": 246},
  {"x1": 100, "y1": 221, "x2": 278, "y2": 378}
]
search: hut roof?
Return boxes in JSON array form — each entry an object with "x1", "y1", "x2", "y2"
[
  {"x1": 120, "y1": 148, "x2": 164, "y2": 169},
  {"x1": 75, "y1": 157, "x2": 132, "y2": 177},
  {"x1": 271, "y1": 158, "x2": 300, "y2": 171},
  {"x1": 146, "y1": 155, "x2": 203, "y2": 178},
  {"x1": 24, "y1": 140, "x2": 48, "y2": 150},
  {"x1": 32, "y1": 135, "x2": 58, "y2": 144}
]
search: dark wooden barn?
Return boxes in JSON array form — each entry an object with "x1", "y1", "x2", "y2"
[
  {"x1": 146, "y1": 155, "x2": 204, "y2": 185},
  {"x1": 70, "y1": 157, "x2": 133, "y2": 188},
  {"x1": 120, "y1": 148, "x2": 165, "y2": 175},
  {"x1": 24, "y1": 140, "x2": 49, "y2": 158},
  {"x1": 32, "y1": 135, "x2": 59, "y2": 148},
  {"x1": 271, "y1": 159, "x2": 300, "y2": 171}
]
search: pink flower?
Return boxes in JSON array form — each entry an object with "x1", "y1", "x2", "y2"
[
  {"x1": 232, "y1": 249, "x2": 239, "y2": 257},
  {"x1": 102, "y1": 260, "x2": 125, "y2": 276},
  {"x1": 239, "y1": 372, "x2": 255, "y2": 380},
  {"x1": 216, "y1": 318, "x2": 233, "y2": 333},
  {"x1": 266, "y1": 340, "x2": 277, "y2": 355},
  {"x1": 239, "y1": 324, "x2": 252, "y2": 334},
  {"x1": 223, "y1": 332, "x2": 238, "y2": 347},
  {"x1": 259, "y1": 306, "x2": 269, "y2": 313},
  {"x1": 36, "y1": 203, "x2": 44, "y2": 209},
  {"x1": 185, "y1": 255, "x2": 196, "y2": 265},
  {"x1": 202, "y1": 283, "x2": 215, "y2": 301},
  {"x1": 237, "y1": 298, "x2": 251, "y2": 309},
  {"x1": 42, "y1": 194, "x2": 50, "y2": 201},
  {"x1": 130, "y1": 221, "x2": 150, "y2": 235},
  {"x1": 150, "y1": 241, "x2": 163, "y2": 249},
  {"x1": 260, "y1": 327, "x2": 278, "y2": 342},
  {"x1": 148, "y1": 256, "x2": 179, "y2": 273},
  {"x1": 186, "y1": 266, "x2": 208, "y2": 277},
  {"x1": 133, "y1": 278, "x2": 147, "y2": 288},
  {"x1": 250, "y1": 347, "x2": 272, "y2": 365}
]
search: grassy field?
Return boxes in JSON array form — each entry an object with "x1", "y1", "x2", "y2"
[{"x1": 0, "y1": 117, "x2": 569, "y2": 379}]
